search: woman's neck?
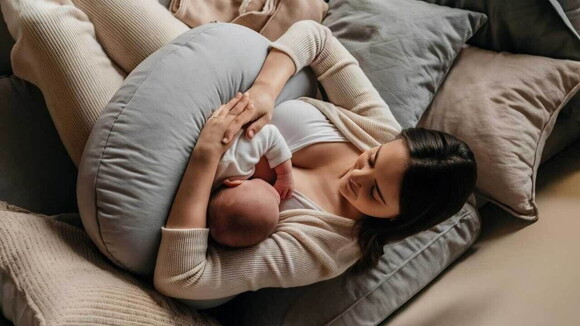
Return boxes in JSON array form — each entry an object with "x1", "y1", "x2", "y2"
[{"x1": 316, "y1": 157, "x2": 364, "y2": 220}]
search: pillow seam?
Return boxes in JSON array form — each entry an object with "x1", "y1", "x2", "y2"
[{"x1": 325, "y1": 205, "x2": 479, "y2": 325}]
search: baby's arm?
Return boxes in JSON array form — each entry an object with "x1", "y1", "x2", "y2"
[
  {"x1": 273, "y1": 159, "x2": 294, "y2": 199},
  {"x1": 260, "y1": 125, "x2": 294, "y2": 199}
]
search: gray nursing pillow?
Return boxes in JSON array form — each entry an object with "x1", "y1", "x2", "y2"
[{"x1": 77, "y1": 23, "x2": 318, "y2": 277}]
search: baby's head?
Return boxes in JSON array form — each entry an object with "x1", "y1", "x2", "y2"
[{"x1": 208, "y1": 179, "x2": 280, "y2": 248}]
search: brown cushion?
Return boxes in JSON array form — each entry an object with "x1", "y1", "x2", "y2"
[
  {"x1": 0, "y1": 15, "x2": 14, "y2": 76},
  {"x1": 419, "y1": 45, "x2": 580, "y2": 220},
  {"x1": 0, "y1": 202, "x2": 219, "y2": 325}
]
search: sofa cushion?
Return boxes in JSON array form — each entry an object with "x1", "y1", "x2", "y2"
[
  {"x1": 0, "y1": 76, "x2": 77, "y2": 215},
  {"x1": 322, "y1": 0, "x2": 487, "y2": 128},
  {"x1": 0, "y1": 202, "x2": 219, "y2": 326},
  {"x1": 421, "y1": 0, "x2": 580, "y2": 60},
  {"x1": 419, "y1": 45, "x2": 580, "y2": 220}
]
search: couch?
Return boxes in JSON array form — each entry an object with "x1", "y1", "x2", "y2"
[{"x1": 1, "y1": 1, "x2": 579, "y2": 325}]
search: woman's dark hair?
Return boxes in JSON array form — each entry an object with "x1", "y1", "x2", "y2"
[{"x1": 349, "y1": 127, "x2": 477, "y2": 274}]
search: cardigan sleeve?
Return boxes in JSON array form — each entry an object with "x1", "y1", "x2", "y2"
[
  {"x1": 153, "y1": 212, "x2": 359, "y2": 300},
  {"x1": 269, "y1": 20, "x2": 402, "y2": 147}
]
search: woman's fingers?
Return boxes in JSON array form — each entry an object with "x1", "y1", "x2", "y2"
[
  {"x1": 213, "y1": 92, "x2": 243, "y2": 118},
  {"x1": 223, "y1": 103, "x2": 255, "y2": 143},
  {"x1": 245, "y1": 113, "x2": 272, "y2": 139},
  {"x1": 227, "y1": 92, "x2": 249, "y2": 116}
]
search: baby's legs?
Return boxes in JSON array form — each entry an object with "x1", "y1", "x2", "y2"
[{"x1": 1, "y1": 0, "x2": 187, "y2": 164}]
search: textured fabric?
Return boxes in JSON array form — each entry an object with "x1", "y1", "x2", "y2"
[
  {"x1": 170, "y1": 0, "x2": 328, "y2": 41},
  {"x1": 421, "y1": 0, "x2": 580, "y2": 61},
  {"x1": 213, "y1": 124, "x2": 291, "y2": 189},
  {"x1": 0, "y1": 0, "x2": 188, "y2": 165},
  {"x1": 419, "y1": 45, "x2": 580, "y2": 220},
  {"x1": 322, "y1": 0, "x2": 487, "y2": 129},
  {"x1": 0, "y1": 201, "x2": 219, "y2": 326},
  {"x1": 0, "y1": 76, "x2": 77, "y2": 215}
]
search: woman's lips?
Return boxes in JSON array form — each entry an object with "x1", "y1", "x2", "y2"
[{"x1": 348, "y1": 177, "x2": 357, "y2": 196}]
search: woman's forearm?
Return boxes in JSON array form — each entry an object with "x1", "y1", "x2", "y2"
[
  {"x1": 165, "y1": 149, "x2": 220, "y2": 229},
  {"x1": 251, "y1": 48, "x2": 296, "y2": 100}
]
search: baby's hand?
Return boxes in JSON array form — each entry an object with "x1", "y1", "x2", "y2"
[
  {"x1": 223, "y1": 179, "x2": 244, "y2": 187},
  {"x1": 274, "y1": 171, "x2": 294, "y2": 199}
]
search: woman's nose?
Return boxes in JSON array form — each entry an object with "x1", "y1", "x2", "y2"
[{"x1": 350, "y1": 169, "x2": 368, "y2": 187}]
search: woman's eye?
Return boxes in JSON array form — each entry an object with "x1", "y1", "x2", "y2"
[{"x1": 368, "y1": 153, "x2": 374, "y2": 167}]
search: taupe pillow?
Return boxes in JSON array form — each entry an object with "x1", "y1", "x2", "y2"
[
  {"x1": 419, "y1": 45, "x2": 580, "y2": 220},
  {"x1": 558, "y1": 0, "x2": 580, "y2": 35}
]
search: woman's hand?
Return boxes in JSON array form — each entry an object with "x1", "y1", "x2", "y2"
[
  {"x1": 195, "y1": 92, "x2": 254, "y2": 158},
  {"x1": 223, "y1": 84, "x2": 275, "y2": 143},
  {"x1": 222, "y1": 48, "x2": 296, "y2": 143}
]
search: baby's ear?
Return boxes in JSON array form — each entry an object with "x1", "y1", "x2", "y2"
[{"x1": 223, "y1": 179, "x2": 244, "y2": 187}]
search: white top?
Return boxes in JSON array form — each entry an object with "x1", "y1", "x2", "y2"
[
  {"x1": 273, "y1": 99, "x2": 349, "y2": 212},
  {"x1": 212, "y1": 124, "x2": 292, "y2": 190}
]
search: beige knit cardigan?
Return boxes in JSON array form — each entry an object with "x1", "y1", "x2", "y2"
[{"x1": 154, "y1": 20, "x2": 402, "y2": 301}]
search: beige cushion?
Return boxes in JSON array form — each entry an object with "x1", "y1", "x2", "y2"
[
  {"x1": 0, "y1": 201, "x2": 218, "y2": 325},
  {"x1": 419, "y1": 45, "x2": 580, "y2": 220}
]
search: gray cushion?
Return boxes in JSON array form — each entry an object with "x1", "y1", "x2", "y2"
[
  {"x1": 208, "y1": 204, "x2": 480, "y2": 325},
  {"x1": 77, "y1": 23, "x2": 319, "y2": 278},
  {"x1": 421, "y1": 0, "x2": 580, "y2": 60},
  {"x1": 0, "y1": 76, "x2": 77, "y2": 215},
  {"x1": 322, "y1": 0, "x2": 487, "y2": 128}
]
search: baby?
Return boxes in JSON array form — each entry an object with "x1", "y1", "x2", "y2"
[{"x1": 207, "y1": 124, "x2": 294, "y2": 248}]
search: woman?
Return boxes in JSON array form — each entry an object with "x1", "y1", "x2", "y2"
[
  {"x1": 154, "y1": 20, "x2": 477, "y2": 301},
  {"x1": 5, "y1": 0, "x2": 474, "y2": 305}
]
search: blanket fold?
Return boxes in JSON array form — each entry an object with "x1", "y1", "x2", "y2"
[{"x1": 170, "y1": 0, "x2": 329, "y2": 40}]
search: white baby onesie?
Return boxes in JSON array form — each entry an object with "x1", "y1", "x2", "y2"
[{"x1": 212, "y1": 124, "x2": 292, "y2": 190}]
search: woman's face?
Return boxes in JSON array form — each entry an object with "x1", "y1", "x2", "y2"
[{"x1": 339, "y1": 139, "x2": 409, "y2": 219}]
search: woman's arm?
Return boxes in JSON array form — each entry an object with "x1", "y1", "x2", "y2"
[
  {"x1": 164, "y1": 93, "x2": 251, "y2": 229},
  {"x1": 154, "y1": 211, "x2": 359, "y2": 300},
  {"x1": 225, "y1": 20, "x2": 401, "y2": 146},
  {"x1": 223, "y1": 49, "x2": 295, "y2": 142},
  {"x1": 269, "y1": 20, "x2": 402, "y2": 137}
]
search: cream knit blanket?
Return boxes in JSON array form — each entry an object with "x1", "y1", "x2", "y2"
[{"x1": 0, "y1": 201, "x2": 218, "y2": 325}]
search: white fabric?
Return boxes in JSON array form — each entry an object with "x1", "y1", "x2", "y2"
[
  {"x1": 212, "y1": 124, "x2": 292, "y2": 189},
  {"x1": 271, "y1": 99, "x2": 349, "y2": 153},
  {"x1": 271, "y1": 98, "x2": 350, "y2": 212}
]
